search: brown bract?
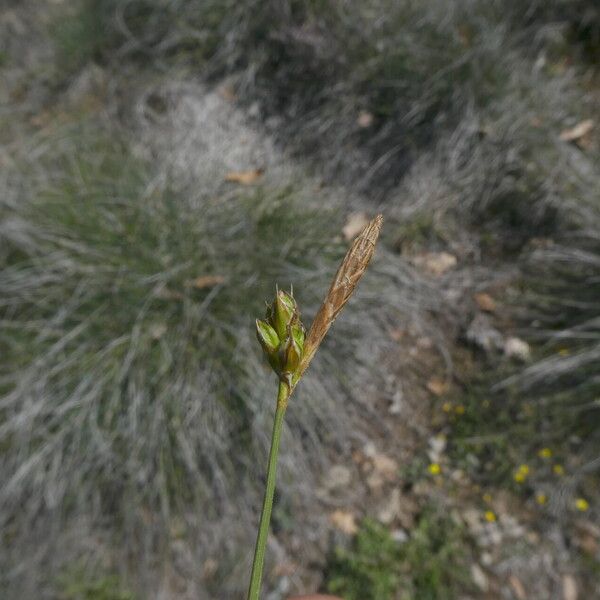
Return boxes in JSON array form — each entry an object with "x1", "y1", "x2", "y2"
[{"x1": 294, "y1": 214, "x2": 383, "y2": 384}]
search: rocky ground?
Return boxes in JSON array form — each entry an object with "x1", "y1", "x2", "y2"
[{"x1": 1, "y1": 2, "x2": 599, "y2": 599}]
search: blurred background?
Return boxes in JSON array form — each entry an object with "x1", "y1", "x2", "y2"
[{"x1": 1, "y1": 1, "x2": 599, "y2": 598}]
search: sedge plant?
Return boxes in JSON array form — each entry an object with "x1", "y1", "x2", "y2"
[{"x1": 247, "y1": 214, "x2": 384, "y2": 600}]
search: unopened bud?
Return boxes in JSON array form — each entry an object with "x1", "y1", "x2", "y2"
[
  {"x1": 256, "y1": 319, "x2": 279, "y2": 354},
  {"x1": 290, "y1": 322, "x2": 305, "y2": 354},
  {"x1": 270, "y1": 290, "x2": 297, "y2": 340},
  {"x1": 257, "y1": 288, "x2": 305, "y2": 384},
  {"x1": 279, "y1": 329, "x2": 303, "y2": 375}
]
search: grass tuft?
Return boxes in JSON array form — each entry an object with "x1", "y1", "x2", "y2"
[{"x1": 0, "y1": 121, "x2": 414, "y2": 596}]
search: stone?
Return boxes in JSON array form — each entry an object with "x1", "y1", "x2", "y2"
[
  {"x1": 325, "y1": 465, "x2": 352, "y2": 490},
  {"x1": 330, "y1": 509, "x2": 358, "y2": 535},
  {"x1": 391, "y1": 528, "x2": 408, "y2": 543},
  {"x1": 371, "y1": 453, "x2": 398, "y2": 480},
  {"x1": 377, "y1": 488, "x2": 401, "y2": 525},
  {"x1": 389, "y1": 388, "x2": 403, "y2": 415},
  {"x1": 411, "y1": 252, "x2": 458, "y2": 276},
  {"x1": 474, "y1": 292, "x2": 496, "y2": 312},
  {"x1": 466, "y1": 314, "x2": 504, "y2": 353},
  {"x1": 504, "y1": 337, "x2": 531, "y2": 362},
  {"x1": 471, "y1": 564, "x2": 489, "y2": 592},
  {"x1": 562, "y1": 574, "x2": 578, "y2": 600},
  {"x1": 342, "y1": 212, "x2": 370, "y2": 241}
]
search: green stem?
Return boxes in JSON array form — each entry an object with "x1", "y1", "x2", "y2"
[{"x1": 247, "y1": 381, "x2": 289, "y2": 600}]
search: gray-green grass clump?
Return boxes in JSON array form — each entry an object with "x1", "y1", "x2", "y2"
[
  {"x1": 51, "y1": 0, "x2": 597, "y2": 191},
  {"x1": 0, "y1": 122, "x2": 412, "y2": 598},
  {"x1": 50, "y1": 0, "x2": 517, "y2": 192},
  {"x1": 399, "y1": 114, "x2": 600, "y2": 506},
  {"x1": 495, "y1": 219, "x2": 600, "y2": 492}
]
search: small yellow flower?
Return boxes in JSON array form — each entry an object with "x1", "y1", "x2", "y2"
[
  {"x1": 514, "y1": 464, "x2": 530, "y2": 483},
  {"x1": 454, "y1": 404, "x2": 465, "y2": 415},
  {"x1": 442, "y1": 402, "x2": 452, "y2": 413},
  {"x1": 575, "y1": 498, "x2": 589, "y2": 512},
  {"x1": 553, "y1": 464, "x2": 565, "y2": 476},
  {"x1": 428, "y1": 463, "x2": 441, "y2": 476},
  {"x1": 538, "y1": 448, "x2": 552, "y2": 459},
  {"x1": 558, "y1": 348, "x2": 570, "y2": 356},
  {"x1": 484, "y1": 511, "x2": 497, "y2": 523},
  {"x1": 514, "y1": 472, "x2": 526, "y2": 484},
  {"x1": 483, "y1": 399, "x2": 490, "y2": 408},
  {"x1": 536, "y1": 493, "x2": 547, "y2": 505},
  {"x1": 482, "y1": 493, "x2": 492, "y2": 504}
]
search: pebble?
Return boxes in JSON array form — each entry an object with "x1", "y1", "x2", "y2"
[
  {"x1": 471, "y1": 564, "x2": 489, "y2": 592},
  {"x1": 325, "y1": 465, "x2": 352, "y2": 490},
  {"x1": 504, "y1": 337, "x2": 531, "y2": 362}
]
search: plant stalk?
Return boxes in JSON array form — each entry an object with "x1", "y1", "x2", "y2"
[{"x1": 247, "y1": 381, "x2": 290, "y2": 600}]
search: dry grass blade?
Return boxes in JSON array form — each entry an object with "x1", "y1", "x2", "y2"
[{"x1": 296, "y1": 214, "x2": 383, "y2": 382}]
